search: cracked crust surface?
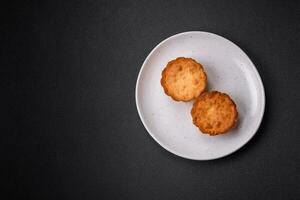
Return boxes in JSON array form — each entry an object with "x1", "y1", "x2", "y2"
[
  {"x1": 161, "y1": 57, "x2": 207, "y2": 101},
  {"x1": 191, "y1": 91, "x2": 238, "y2": 135}
]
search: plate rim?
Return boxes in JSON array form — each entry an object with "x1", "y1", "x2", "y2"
[{"x1": 135, "y1": 31, "x2": 266, "y2": 160}]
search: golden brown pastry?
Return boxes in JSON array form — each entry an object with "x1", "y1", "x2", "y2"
[
  {"x1": 161, "y1": 57, "x2": 207, "y2": 101},
  {"x1": 191, "y1": 91, "x2": 238, "y2": 135}
]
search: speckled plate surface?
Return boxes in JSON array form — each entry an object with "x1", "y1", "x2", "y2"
[{"x1": 135, "y1": 31, "x2": 265, "y2": 160}]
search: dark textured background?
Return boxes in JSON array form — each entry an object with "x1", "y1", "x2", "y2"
[{"x1": 2, "y1": 0, "x2": 300, "y2": 199}]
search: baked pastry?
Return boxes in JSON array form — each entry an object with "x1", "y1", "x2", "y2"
[
  {"x1": 161, "y1": 57, "x2": 207, "y2": 101},
  {"x1": 191, "y1": 91, "x2": 238, "y2": 135}
]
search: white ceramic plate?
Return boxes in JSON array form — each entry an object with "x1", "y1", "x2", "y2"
[{"x1": 135, "y1": 31, "x2": 265, "y2": 160}]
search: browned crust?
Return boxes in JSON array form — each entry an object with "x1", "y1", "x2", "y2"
[
  {"x1": 191, "y1": 91, "x2": 238, "y2": 136},
  {"x1": 160, "y1": 57, "x2": 207, "y2": 102}
]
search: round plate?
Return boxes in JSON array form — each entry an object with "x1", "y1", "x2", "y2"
[{"x1": 135, "y1": 31, "x2": 265, "y2": 160}]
